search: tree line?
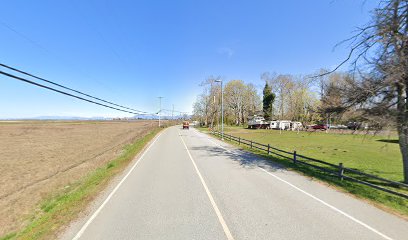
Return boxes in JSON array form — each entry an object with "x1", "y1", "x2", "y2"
[
  {"x1": 193, "y1": 76, "x2": 260, "y2": 127},
  {"x1": 193, "y1": 0, "x2": 408, "y2": 183},
  {"x1": 192, "y1": 72, "x2": 350, "y2": 127}
]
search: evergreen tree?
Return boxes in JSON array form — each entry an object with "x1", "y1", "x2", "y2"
[{"x1": 262, "y1": 82, "x2": 275, "y2": 120}]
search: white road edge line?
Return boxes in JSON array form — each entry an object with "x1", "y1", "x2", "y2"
[
  {"x1": 72, "y1": 130, "x2": 164, "y2": 240},
  {"x1": 199, "y1": 129, "x2": 394, "y2": 240},
  {"x1": 179, "y1": 133, "x2": 235, "y2": 240},
  {"x1": 257, "y1": 168, "x2": 393, "y2": 240}
]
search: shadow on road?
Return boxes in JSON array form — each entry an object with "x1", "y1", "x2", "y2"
[{"x1": 189, "y1": 145, "x2": 287, "y2": 172}]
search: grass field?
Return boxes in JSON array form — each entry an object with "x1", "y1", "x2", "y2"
[
  {"x1": 0, "y1": 120, "x2": 157, "y2": 237},
  {"x1": 223, "y1": 127, "x2": 403, "y2": 181},
  {"x1": 205, "y1": 126, "x2": 408, "y2": 216}
]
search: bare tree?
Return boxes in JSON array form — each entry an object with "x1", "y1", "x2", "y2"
[
  {"x1": 261, "y1": 73, "x2": 292, "y2": 119},
  {"x1": 193, "y1": 76, "x2": 222, "y2": 127},
  {"x1": 318, "y1": 72, "x2": 354, "y2": 125},
  {"x1": 193, "y1": 77, "x2": 261, "y2": 127},
  {"x1": 262, "y1": 73, "x2": 319, "y2": 122},
  {"x1": 224, "y1": 80, "x2": 246, "y2": 125},
  {"x1": 244, "y1": 83, "x2": 262, "y2": 123},
  {"x1": 193, "y1": 93, "x2": 211, "y2": 126},
  {"x1": 314, "y1": 0, "x2": 408, "y2": 182}
]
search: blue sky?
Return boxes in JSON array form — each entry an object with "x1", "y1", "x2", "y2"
[{"x1": 0, "y1": 0, "x2": 377, "y2": 118}]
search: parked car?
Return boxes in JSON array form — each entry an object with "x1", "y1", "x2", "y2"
[
  {"x1": 305, "y1": 124, "x2": 314, "y2": 130},
  {"x1": 311, "y1": 124, "x2": 328, "y2": 130},
  {"x1": 347, "y1": 122, "x2": 361, "y2": 130}
]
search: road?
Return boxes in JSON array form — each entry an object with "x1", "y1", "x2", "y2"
[{"x1": 64, "y1": 126, "x2": 408, "y2": 240}]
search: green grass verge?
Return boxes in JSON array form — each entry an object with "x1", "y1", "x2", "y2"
[
  {"x1": 220, "y1": 126, "x2": 402, "y2": 181},
  {"x1": 1, "y1": 128, "x2": 162, "y2": 240},
  {"x1": 201, "y1": 127, "x2": 408, "y2": 217}
]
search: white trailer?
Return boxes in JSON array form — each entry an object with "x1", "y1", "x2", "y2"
[
  {"x1": 269, "y1": 121, "x2": 279, "y2": 129},
  {"x1": 279, "y1": 120, "x2": 291, "y2": 130},
  {"x1": 270, "y1": 120, "x2": 302, "y2": 131},
  {"x1": 248, "y1": 116, "x2": 269, "y2": 129},
  {"x1": 290, "y1": 122, "x2": 303, "y2": 130}
]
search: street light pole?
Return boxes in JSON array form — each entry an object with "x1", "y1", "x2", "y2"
[
  {"x1": 158, "y1": 96, "x2": 163, "y2": 127},
  {"x1": 215, "y1": 79, "x2": 224, "y2": 140},
  {"x1": 221, "y1": 80, "x2": 224, "y2": 140}
]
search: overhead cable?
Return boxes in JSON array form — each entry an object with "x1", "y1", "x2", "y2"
[
  {"x1": 0, "y1": 70, "x2": 150, "y2": 115},
  {"x1": 0, "y1": 63, "x2": 148, "y2": 114}
]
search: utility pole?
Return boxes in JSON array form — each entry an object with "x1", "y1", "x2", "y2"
[
  {"x1": 172, "y1": 104, "x2": 174, "y2": 120},
  {"x1": 158, "y1": 97, "x2": 163, "y2": 127}
]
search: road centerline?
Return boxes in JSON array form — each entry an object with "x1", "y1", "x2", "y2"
[{"x1": 179, "y1": 132, "x2": 235, "y2": 240}]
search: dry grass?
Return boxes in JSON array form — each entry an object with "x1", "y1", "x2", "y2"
[{"x1": 0, "y1": 120, "x2": 156, "y2": 236}]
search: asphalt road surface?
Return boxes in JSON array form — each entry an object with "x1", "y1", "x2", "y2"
[{"x1": 64, "y1": 126, "x2": 408, "y2": 240}]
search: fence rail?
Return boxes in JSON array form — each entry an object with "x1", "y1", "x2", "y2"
[{"x1": 211, "y1": 130, "x2": 408, "y2": 199}]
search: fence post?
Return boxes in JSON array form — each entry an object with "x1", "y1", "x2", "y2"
[
  {"x1": 293, "y1": 151, "x2": 297, "y2": 164},
  {"x1": 338, "y1": 163, "x2": 344, "y2": 181},
  {"x1": 239, "y1": 137, "x2": 241, "y2": 145},
  {"x1": 267, "y1": 144, "x2": 270, "y2": 155},
  {"x1": 250, "y1": 140, "x2": 253, "y2": 148}
]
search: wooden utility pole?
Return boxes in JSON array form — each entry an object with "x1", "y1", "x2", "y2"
[
  {"x1": 158, "y1": 97, "x2": 163, "y2": 127},
  {"x1": 172, "y1": 104, "x2": 174, "y2": 120}
]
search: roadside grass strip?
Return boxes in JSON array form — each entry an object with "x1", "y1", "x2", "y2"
[{"x1": 0, "y1": 128, "x2": 162, "y2": 240}]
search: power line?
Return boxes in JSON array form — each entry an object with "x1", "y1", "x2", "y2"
[
  {"x1": 0, "y1": 70, "x2": 150, "y2": 116},
  {"x1": 162, "y1": 109, "x2": 188, "y2": 114},
  {"x1": 72, "y1": 1, "x2": 130, "y2": 70},
  {"x1": 0, "y1": 21, "x2": 48, "y2": 52},
  {"x1": 0, "y1": 63, "x2": 148, "y2": 114},
  {"x1": 0, "y1": 20, "x2": 124, "y2": 97}
]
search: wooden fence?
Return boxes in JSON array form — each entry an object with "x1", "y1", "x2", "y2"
[{"x1": 212, "y1": 130, "x2": 408, "y2": 199}]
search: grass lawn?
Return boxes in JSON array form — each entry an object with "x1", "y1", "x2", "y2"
[{"x1": 223, "y1": 126, "x2": 403, "y2": 182}]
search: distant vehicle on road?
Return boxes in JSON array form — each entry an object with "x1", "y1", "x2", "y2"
[
  {"x1": 183, "y1": 121, "x2": 190, "y2": 130},
  {"x1": 311, "y1": 124, "x2": 328, "y2": 130}
]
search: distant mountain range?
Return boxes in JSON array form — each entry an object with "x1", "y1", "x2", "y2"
[{"x1": 0, "y1": 114, "x2": 190, "y2": 121}]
